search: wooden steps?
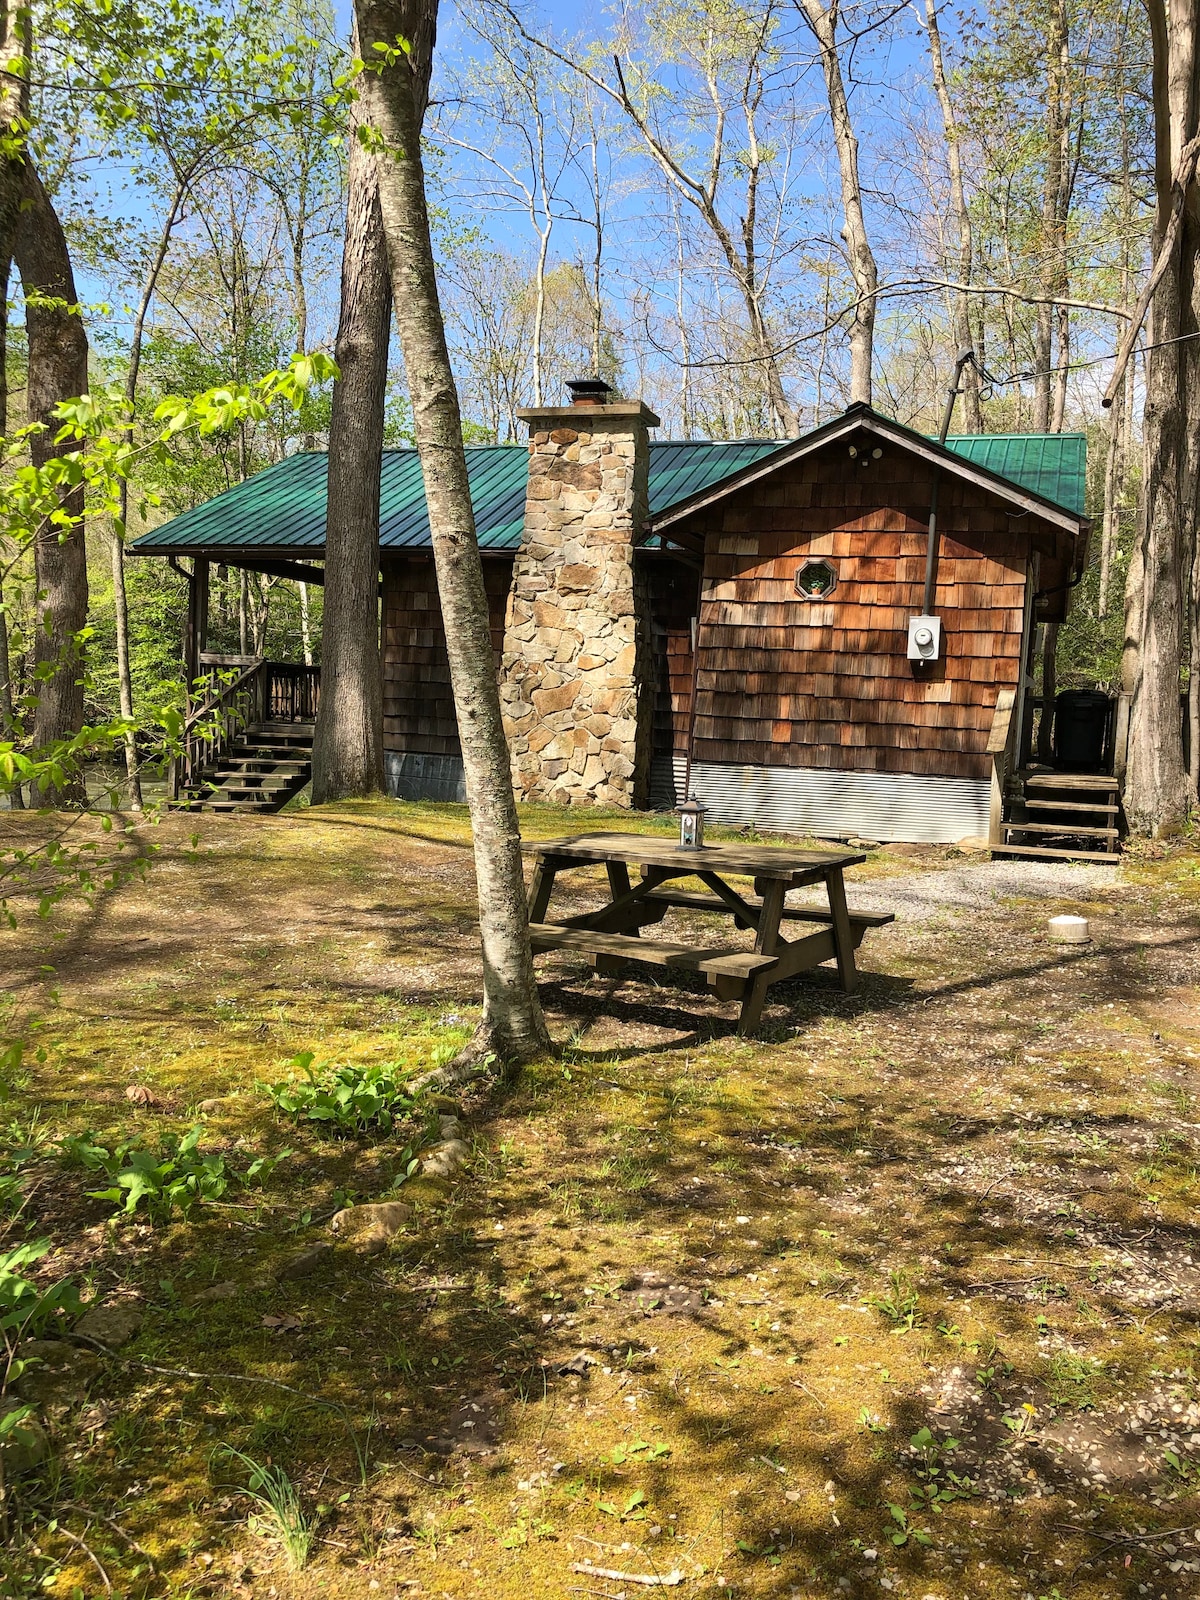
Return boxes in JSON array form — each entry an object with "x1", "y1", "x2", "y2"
[
  {"x1": 176, "y1": 720, "x2": 314, "y2": 814},
  {"x1": 998, "y1": 770, "x2": 1121, "y2": 863},
  {"x1": 990, "y1": 843, "x2": 1120, "y2": 864},
  {"x1": 1005, "y1": 820, "x2": 1117, "y2": 839}
]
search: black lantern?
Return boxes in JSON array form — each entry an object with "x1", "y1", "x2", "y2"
[{"x1": 677, "y1": 796, "x2": 708, "y2": 849}]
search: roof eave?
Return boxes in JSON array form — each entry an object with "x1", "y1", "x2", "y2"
[{"x1": 645, "y1": 406, "x2": 1087, "y2": 537}]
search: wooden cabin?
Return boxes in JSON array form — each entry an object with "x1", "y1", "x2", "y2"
[{"x1": 129, "y1": 398, "x2": 1090, "y2": 846}]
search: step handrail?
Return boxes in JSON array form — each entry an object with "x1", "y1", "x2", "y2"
[{"x1": 168, "y1": 658, "x2": 266, "y2": 800}]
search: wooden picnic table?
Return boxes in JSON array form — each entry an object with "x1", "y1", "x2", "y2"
[{"x1": 522, "y1": 832, "x2": 893, "y2": 1035}]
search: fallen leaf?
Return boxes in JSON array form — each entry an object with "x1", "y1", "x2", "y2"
[
  {"x1": 125, "y1": 1084, "x2": 163, "y2": 1107},
  {"x1": 261, "y1": 1313, "x2": 303, "y2": 1333}
]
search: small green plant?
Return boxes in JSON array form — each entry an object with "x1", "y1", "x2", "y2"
[
  {"x1": 1045, "y1": 1352, "x2": 1106, "y2": 1410},
  {"x1": 907, "y1": 1426, "x2": 975, "y2": 1507},
  {"x1": 597, "y1": 1489, "x2": 648, "y2": 1521},
  {"x1": 1002, "y1": 1402, "x2": 1038, "y2": 1436},
  {"x1": 59, "y1": 1127, "x2": 284, "y2": 1223},
  {"x1": 216, "y1": 1446, "x2": 315, "y2": 1571},
  {"x1": 264, "y1": 1052, "x2": 434, "y2": 1140},
  {"x1": 867, "y1": 1270, "x2": 923, "y2": 1332},
  {"x1": 885, "y1": 1501, "x2": 932, "y2": 1547},
  {"x1": 937, "y1": 1321, "x2": 981, "y2": 1354},
  {"x1": 1162, "y1": 1449, "x2": 1198, "y2": 1482},
  {"x1": 609, "y1": 1438, "x2": 671, "y2": 1464},
  {"x1": 975, "y1": 1359, "x2": 1012, "y2": 1394},
  {"x1": 0, "y1": 1239, "x2": 80, "y2": 1334},
  {"x1": 736, "y1": 1537, "x2": 782, "y2": 1565},
  {"x1": 499, "y1": 1514, "x2": 556, "y2": 1548}
]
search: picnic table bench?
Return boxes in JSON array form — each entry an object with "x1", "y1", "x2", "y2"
[{"x1": 522, "y1": 832, "x2": 893, "y2": 1034}]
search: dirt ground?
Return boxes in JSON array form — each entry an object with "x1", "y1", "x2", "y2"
[{"x1": 2, "y1": 799, "x2": 1200, "y2": 1600}]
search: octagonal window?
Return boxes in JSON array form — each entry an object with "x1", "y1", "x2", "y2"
[{"x1": 795, "y1": 558, "x2": 838, "y2": 600}]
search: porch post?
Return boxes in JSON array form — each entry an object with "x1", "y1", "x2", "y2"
[{"x1": 184, "y1": 557, "x2": 210, "y2": 695}]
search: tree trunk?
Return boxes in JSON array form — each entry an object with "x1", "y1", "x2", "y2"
[
  {"x1": 108, "y1": 528, "x2": 141, "y2": 809},
  {"x1": 797, "y1": 0, "x2": 877, "y2": 406},
  {"x1": 16, "y1": 166, "x2": 89, "y2": 803},
  {"x1": 0, "y1": 0, "x2": 29, "y2": 273},
  {"x1": 1122, "y1": 0, "x2": 1196, "y2": 836},
  {"x1": 299, "y1": 581, "x2": 313, "y2": 667},
  {"x1": 1098, "y1": 360, "x2": 1126, "y2": 619},
  {"x1": 311, "y1": 36, "x2": 390, "y2": 804},
  {"x1": 111, "y1": 181, "x2": 187, "y2": 812},
  {"x1": 356, "y1": 0, "x2": 550, "y2": 1063},
  {"x1": 0, "y1": 251, "x2": 21, "y2": 810},
  {"x1": 239, "y1": 569, "x2": 249, "y2": 655},
  {"x1": 1037, "y1": 622, "x2": 1058, "y2": 762},
  {"x1": 923, "y1": 0, "x2": 981, "y2": 432},
  {"x1": 1034, "y1": 0, "x2": 1070, "y2": 433}
]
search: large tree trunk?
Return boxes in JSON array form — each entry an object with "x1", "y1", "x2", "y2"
[
  {"x1": 311, "y1": 46, "x2": 390, "y2": 805},
  {"x1": 16, "y1": 167, "x2": 89, "y2": 804},
  {"x1": 1122, "y1": 0, "x2": 1196, "y2": 836},
  {"x1": 355, "y1": 0, "x2": 550, "y2": 1064},
  {"x1": 797, "y1": 0, "x2": 877, "y2": 406},
  {"x1": 0, "y1": 1, "x2": 27, "y2": 809},
  {"x1": 0, "y1": 253, "x2": 22, "y2": 810},
  {"x1": 0, "y1": 0, "x2": 29, "y2": 271}
]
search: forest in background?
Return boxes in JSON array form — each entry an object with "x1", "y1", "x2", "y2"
[{"x1": 0, "y1": 0, "x2": 1155, "y2": 736}]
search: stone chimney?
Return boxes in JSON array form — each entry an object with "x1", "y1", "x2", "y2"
[{"x1": 500, "y1": 379, "x2": 659, "y2": 808}]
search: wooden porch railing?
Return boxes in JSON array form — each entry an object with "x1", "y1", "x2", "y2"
[
  {"x1": 167, "y1": 657, "x2": 321, "y2": 802},
  {"x1": 265, "y1": 661, "x2": 320, "y2": 722},
  {"x1": 168, "y1": 658, "x2": 267, "y2": 802}
]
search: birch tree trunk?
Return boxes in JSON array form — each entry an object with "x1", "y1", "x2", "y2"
[
  {"x1": 355, "y1": 0, "x2": 550, "y2": 1063},
  {"x1": 1098, "y1": 359, "x2": 1126, "y2": 618},
  {"x1": 311, "y1": 31, "x2": 390, "y2": 804},
  {"x1": 1123, "y1": 0, "x2": 1197, "y2": 835},
  {"x1": 299, "y1": 582, "x2": 313, "y2": 668},
  {"x1": 796, "y1": 0, "x2": 877, "y2": 406}
]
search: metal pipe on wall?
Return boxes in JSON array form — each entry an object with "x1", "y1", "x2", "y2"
[{"x1": 921, "y1": 350, "x2": 978, "y2": 617}]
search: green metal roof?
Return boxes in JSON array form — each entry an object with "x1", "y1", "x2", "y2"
[
  {"x1": 127, "y1": 427, "x2": 1085, "y2": 557},
  {"x1": 941, "y1": 432, "x2": 1087, "y2": 518}
]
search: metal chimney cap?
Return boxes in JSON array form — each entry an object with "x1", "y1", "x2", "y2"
[{"x1": 566, "y1": 376, "x2": 613, "y2": 406}]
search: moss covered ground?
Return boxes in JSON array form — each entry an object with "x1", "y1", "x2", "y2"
[{"x1": 2, "y1": 799, "x2": 1200, "y2": 1600}]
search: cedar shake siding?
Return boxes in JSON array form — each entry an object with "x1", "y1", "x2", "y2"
[
  {"x1": 381, "y1": 553, "x2": 512, "y2": 799},
  {"x1": 672, "y1": 442, "x2": 1051, "y2": 787}
]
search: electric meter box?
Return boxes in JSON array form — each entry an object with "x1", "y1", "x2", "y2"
[{"x1": 907, "y1": 614, "x2": 942, "y2": 663}]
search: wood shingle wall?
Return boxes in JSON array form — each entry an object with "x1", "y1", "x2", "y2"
[
  {"x1": 381, "y1": 554, "x2": 511, "y2": 759},
  {"x1": 682, "y1": 444, "x2": 1047, "y2": 784}
]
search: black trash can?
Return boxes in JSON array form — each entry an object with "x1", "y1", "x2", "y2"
[{"x1": 1053, "y1": 689, "x2": 1111, "y2": 772}]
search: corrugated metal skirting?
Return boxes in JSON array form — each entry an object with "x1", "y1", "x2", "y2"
[
  {"x1": 655, "y1": 755, "x2": 990, "y2": 845},
  {"x1": 385, "y1": 751, "x2": 466, "y2": 803}
]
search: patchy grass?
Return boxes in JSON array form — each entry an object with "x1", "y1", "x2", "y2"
[{"x1": 2, "y1": 799, "x2": 1200, "y2": 1599}]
